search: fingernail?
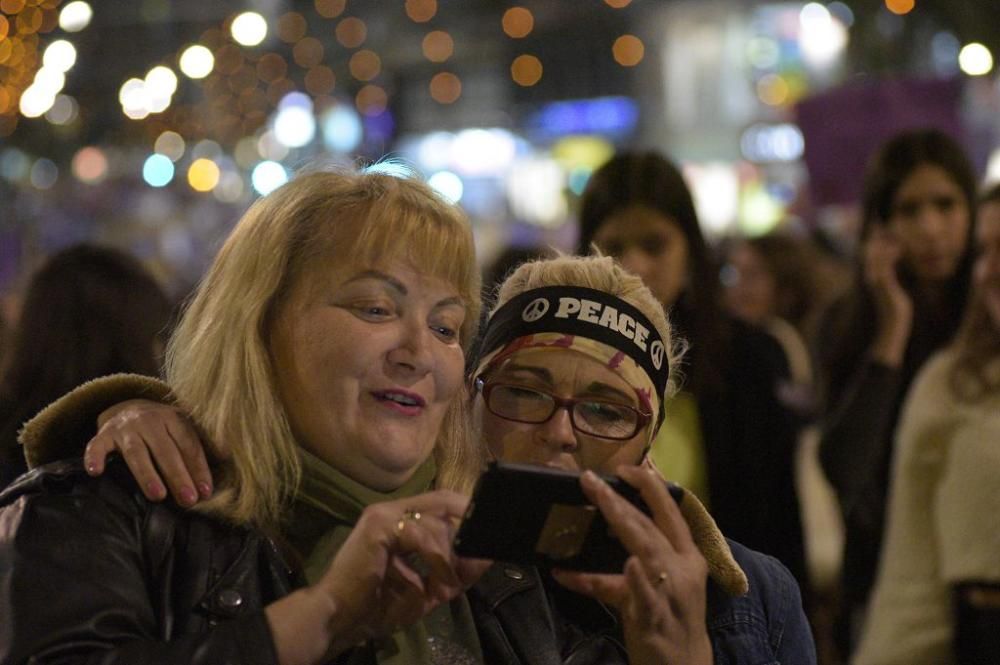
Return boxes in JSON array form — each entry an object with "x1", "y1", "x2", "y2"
[
  {"x1": 581, "y1": 470, "x2": 600, "y2": 486},
  {"x1": 85, "y1": 460, "x2": 98, "y2": 475},
  {"x1": 179, "y1": 487, "x2": 197, "y2": 506},
  {"x1": 147, "y1": 482, "x2": 166, "y2": 500},
  {"x1": 197, "y1": 482, "x2": 213, "y2": 498}
]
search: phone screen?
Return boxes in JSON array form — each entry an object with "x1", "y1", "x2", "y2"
[{"x1": 453, "y1": 462, "x2": 682, "y2": 572}]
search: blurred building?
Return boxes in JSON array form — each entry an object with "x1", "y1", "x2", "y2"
[{"x1": 2, "y1": 0, "x2": 1000, "y2": 292}]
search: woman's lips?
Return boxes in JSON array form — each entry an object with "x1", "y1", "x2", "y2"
[{"x1": 371, "y1": 389, "x2": 426, "y2": 415}]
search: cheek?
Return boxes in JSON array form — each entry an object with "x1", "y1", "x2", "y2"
[
  {"x1": 481, "y1": 413, "x2": 530, "y2": 459},
  {"x1": 434, "y1": 350, "x2": 467, "y2": 402}
]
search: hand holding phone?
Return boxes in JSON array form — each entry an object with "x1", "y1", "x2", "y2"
[{"x1": 453, "y1": 462, "x2": 683, "y2": 572}]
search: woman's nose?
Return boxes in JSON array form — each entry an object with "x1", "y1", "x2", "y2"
[
  {"x1": 535, "y1": 405, "x2": 578, "y2": 452},
  {"x1": 618, "y1": 247, "x2": 653, "y2": 280},
  {"x1": 387, "y1": 323, "x2": 433, "y2": 375}
]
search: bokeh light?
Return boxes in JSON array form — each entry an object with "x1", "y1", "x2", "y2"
[
  {"x1": 154, "y1": 130, "x2": 186, "y2": 161},
  {"x1": 429, "y1": 72, "x2": 461, "y2": 104},
  {"x1": 257, "y1": 53, "x2": 288, "y2": 83},
  {"x1": 257, "y1": 130, "x2": 290, "y2": 161},
  {"x1": 293, "y1": 37, "x2": 324, "y2": 68},
  {"x1": 885, "y1": 0, "x2": 915, "y2": 16},
  {"x1": 612, "y1": 35, "x2": 644, "y2": 66},
  {"x1": 20, "y1": 84, "x2": 55, "y2": 118},
  {"x1": 422, "y1": 31, "x2": 453, "y2": 62},
  {"x1": 335, "y1": 17, "x2": 367, "y2": 48},
  {"x1": 187, "y1": 158, "x2": 220, "y2": 192},
  {"x1": 214, "y1": 170, "x2": 245, "y2": 203},
  {"x1": 405, "y1": 0, "x2": 437, "y2": 23},
  {"x1": 321, "y1": 104, "x2": 363, "y2": 152},
  {"x1": 251, "y1": 160, "x2": 289, "y2": 195},
  {"x1": 231, "y1": 12, "x2": 268, "y2": 47},
  {"x1": 799, "y1": 3, "x2": 848, "y2": 67},
  {"x1": 42, "y1": 39, "x2": 76, "y2": 72},
  {"x1": 428, "y1": 171, "x2": 463, "y2": 203},
  {"x1": 192, "y1": 139, "x2": 223, "y2": 160},
  {"x1": 143, "y1": 153, "x2": 175, "y2": 187},
  {"x1": 58, "y1": 1, "x2": 92, "y2": 32},
  {"x1": 349, "y1": 50, "x2": 381, "y2": 81},
  {"x1": 305, "y1": 65, "x2": 336, "y2": 95},
  {"x1": 45, "y1": 93, "x2": 77, "y2": 125},
  {"x1": 30, "y1": 157, "x2": 58, "y2": 189},
  {"x1": 511, "y1": 54, "x2": 543, "y2": 86},
  {"x1": 119, "y1": 77, "x2": 151, "y2": 119},
  {"x1": 179, "y1": 45, "x2": 214, "y2": 79},
  {"x1": 959, "y1": 42, "x2": 994, "y2": 76},
  {"x1": 355, "y1": 84, "x2": 388, "y2": 116},
  {"x1": 314, "y1": 0, "x2": 347, "y2": 19},
  {"x1": 274, "y1": 104, "x2": 316, "y2": 147},
  {"x1": 502, "y1": 7, "x2": 533, "y2": 39},
  {"x1": 277, "y1": 12, "x2": 307, "y2": 43},
  {"x1": 604, "y1": 0, "x2": 632, "y2": 7},
  {"x1": 756, "y1": 73, "x2": 790, "y2": 106},
  {"x1": 72, "y1": 146, "x2": 107, "y2": 183}
]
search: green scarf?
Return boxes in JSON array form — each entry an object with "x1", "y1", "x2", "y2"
[{"x1": 286, "y1": 448, "x2": 484, "y2": 665}]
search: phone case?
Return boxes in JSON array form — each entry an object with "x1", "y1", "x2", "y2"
[{"x1": 453, "y1": 461, "x2": 683, "y2": 572}]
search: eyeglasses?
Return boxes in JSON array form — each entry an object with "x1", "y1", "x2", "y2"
[{"x1": 478, "y1": 380, "x2": 651, "y2": 441}]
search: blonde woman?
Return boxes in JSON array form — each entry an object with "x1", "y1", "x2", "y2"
[{"x1": 0, "y1": 169, "x2": 489, "y2": 665}]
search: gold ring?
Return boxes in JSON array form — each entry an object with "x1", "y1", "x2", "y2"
[{"x1": 396, "y1": 509, "x2": 422, "y2": 534}]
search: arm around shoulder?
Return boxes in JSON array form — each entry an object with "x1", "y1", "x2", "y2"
[{"x1": 0, "y1": 464, "x2": 281, "y2": 665}]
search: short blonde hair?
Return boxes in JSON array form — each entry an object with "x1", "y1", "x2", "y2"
[
  {"x1": 492, "y1": 254, "x2": 683, "y2": 405},
  {"x1": 166, "y1": 168, "x2": 481, "y2": 527}
]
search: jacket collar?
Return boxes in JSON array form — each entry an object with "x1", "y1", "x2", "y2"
[{"x1": 20, "y1": 373, "x2": 749, "y2": 596}]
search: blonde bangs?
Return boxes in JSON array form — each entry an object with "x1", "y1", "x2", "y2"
[{"x1": 338, "y1": 191, "x2": 481, "y2": 348}]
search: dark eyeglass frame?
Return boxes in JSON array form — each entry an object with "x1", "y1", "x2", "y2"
[{"x1": 476, "y1": 378, "x2": 651, "y2": 441}]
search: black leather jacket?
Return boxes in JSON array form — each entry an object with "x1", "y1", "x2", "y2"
[
  {"x1": 0, "y1": 460, "x2": 628, "y2": 665},
  {"x1": 1, "y1": 458, "x2": 815, "y2": 665}
]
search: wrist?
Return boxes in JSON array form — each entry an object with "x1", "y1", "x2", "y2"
[
  {"x1": 870, "y1": 328, "x2": 909, "y2": 367},
  {"x1": 265, "y1": 587, "x2": 351, "y2": 665}
]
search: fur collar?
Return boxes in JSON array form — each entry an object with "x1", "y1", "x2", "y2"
[{"x1": 21, "y1": 373, "x2": 748, "y2": 596}]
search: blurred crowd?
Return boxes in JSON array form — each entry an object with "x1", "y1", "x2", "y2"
[{"x1": 2, "y1": 124, "x2": 999, "y2": 664}]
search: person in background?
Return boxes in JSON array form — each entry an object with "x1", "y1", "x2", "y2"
[
  {"x1": 575, "y1": 150, "x2": 809, "y2": 597},
  {"x1": 722, "y1": 231, "x2": 848, "y2": 663},
  {"x1": 722, "y1": 232, "x2": 822, "y2": 412},
  {"x1": 854, "y1": 184, "x2": 1000, "y2": 665},
  {"x1": 71, "y1": 254, "x2": 818, "y2": 663},
  {"x1": 0, "y1": 244, "x2": 173, "y2": 489},
  {"x1": 814, "y1": 128, "x2": 978, "y2": 657}
]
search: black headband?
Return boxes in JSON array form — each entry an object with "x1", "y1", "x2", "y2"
[{"x1": 475, "y1": 286, "x2": 670, "y2": 400}]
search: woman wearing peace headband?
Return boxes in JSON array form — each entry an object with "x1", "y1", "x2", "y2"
[
  {"x1": 467, "y1": 255, "x2": 815, "y2": 663},
  {"x1": 44, "y1": 254, "x2": 816, "y2": 662}
]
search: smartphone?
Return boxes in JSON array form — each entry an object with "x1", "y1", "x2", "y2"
[{"x1": 453, "y1": 461, "x2": 683, "y2": 573}]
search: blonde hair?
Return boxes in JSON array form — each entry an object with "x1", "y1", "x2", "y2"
[
  {"x1": 491, "y1": 254, "x2": 684, "y2": 405},
  {"x1": 166, "y1": 168, "x2": 481, "y2": 527}
]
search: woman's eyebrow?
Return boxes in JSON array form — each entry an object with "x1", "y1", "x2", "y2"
[
  {"x1": 435, "y1": 295, "x2": 465, "y2": 310},
  {"x1": 495, "y1": 363, "x2": 552, "y2": 383},
  {"x1": 343, "y1": 270, "x2": 407, "y2": 294},
  {"x1": 584, "y1": 382, "x2": 634, "y2": 403}
]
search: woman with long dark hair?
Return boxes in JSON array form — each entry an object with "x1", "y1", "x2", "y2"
[
  {"x1": 575, "y1": 151, "x2": 808, "y2": 594},
  {"x1": 0, "y1": 244, "x2": 173, "y2": 489},
  {"x1": 855, "y1": 183, "x2": 1000, "y2": 665},
  {"x1": 815, "y1": 128, "x2": 978, "y2": 655}
]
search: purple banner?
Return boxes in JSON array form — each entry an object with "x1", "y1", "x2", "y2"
[{"x1": 796, "y1": 77, "x2": 965, "y2": 207}]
